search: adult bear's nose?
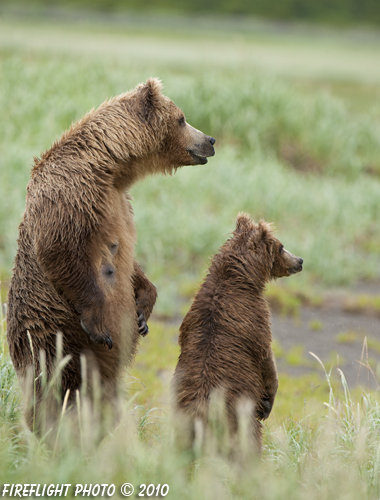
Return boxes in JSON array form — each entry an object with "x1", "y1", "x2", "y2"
[{"x1": 209, "y1": 136, "x2": 216, "y2": 145}]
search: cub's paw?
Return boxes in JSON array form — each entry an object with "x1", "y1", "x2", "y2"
[
  {"x1": 80, "y1": 317, "x2": 113, "y2": 350},
  {"x1": 137, "y1": 311, "x2": 149, "y2": 337},
  {"x1": 256, "y1": 398, "x2": 273, "y2": 420}
]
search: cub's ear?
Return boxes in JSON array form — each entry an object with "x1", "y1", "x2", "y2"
[
  {"x1": 235, "y1": 212, "x2": 255, "y2": 234},
  {"x1": 136, "y1": 78, "x2": 163, "y2": 120},
  {"x1": 251, "y1": 220, "x2": 275, "y2": 245},
  {"x1": 259, "y1": 220, "x2": 273, "y2": 237}
]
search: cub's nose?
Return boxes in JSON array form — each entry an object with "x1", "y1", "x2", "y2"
[
  {"x1": 209, "y1": 136, "x2": 216, "y2": 146},
  {"x1": 299, "y1": 258, "x2": 304, "y2": 265}
]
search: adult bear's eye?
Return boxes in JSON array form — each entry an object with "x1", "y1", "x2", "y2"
[
  {"x1": 178, "y1": 116, "x2": 185, "y2": 127},
  {"x1": 279, "y1": 245, "x2": 284, "y2": 254},
  {"x1": 110, "y1": 242, "x2": 118, "y2": 255}
]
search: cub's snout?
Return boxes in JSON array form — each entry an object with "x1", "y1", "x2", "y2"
[
  {"x1": 271, "y1": 241, "x2": 304, "y2": 279},
  {"x1": 284, "y1": 250, "x2": 303, "y2": 275}
]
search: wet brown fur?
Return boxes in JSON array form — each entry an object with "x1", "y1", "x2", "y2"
[
  {"x1": 173, "y1": 213, "x2": 303, "y2": 454},
  {"x1": 7, "y1": 78, "x2": 215, "y2": 429}
]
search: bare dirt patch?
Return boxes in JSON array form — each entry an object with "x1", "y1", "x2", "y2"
[{"x1": 272, "y1": 285, "x2": 380, "y2": 390}]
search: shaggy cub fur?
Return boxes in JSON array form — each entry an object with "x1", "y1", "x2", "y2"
[{"x1": 173, "y1": 213, "x2": 303, "y2": 453}]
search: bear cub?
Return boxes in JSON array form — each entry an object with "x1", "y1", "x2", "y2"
[{"x1": 172, "y1": 213, "x2": 303, "y2": 454}]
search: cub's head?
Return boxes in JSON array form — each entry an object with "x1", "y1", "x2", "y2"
[
  {"x1": 233, "y1": 213, "x2": 303, "y2": 280},
  {"x1": 133, "y1": 78, "x2": 215, "y2": 171}
]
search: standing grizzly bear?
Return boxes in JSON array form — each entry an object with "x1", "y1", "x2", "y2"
[
  {"x1": 172, "y1": 213, "x2": 303, "y2": 454},
  {"x1": 7, "y1": 78, "x2": 215, "y2": 430}
]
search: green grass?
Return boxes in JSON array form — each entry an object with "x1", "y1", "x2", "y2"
[
  {"x1": 337, "y1": 331, "x2": 359, "y2": 344},
  {"x1": 337, "y1": 332, "x2": 380, "y2": 357},
  {"x1": 265, "y1": 284, "x2": 303, "y2": 318},
  {"x1": 128, "y1": 321, "x2": 179, "y2": 407},
  {"x1": 285, "y1": 345, "x2": 307, "y2": 367},
  {"x1": 344, "y1": 294, "x2": 380, "y2": 316},
  {"x1": 2, "y1": 12, "x2": 380, "y2": 499},
  {"x1": 2, "y1": 307, "x2": 380, "y2": 499},
  {"x1": 309, "y1": 319, "x2": 323, "y2": 331}
]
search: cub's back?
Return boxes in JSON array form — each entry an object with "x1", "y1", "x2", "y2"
[{"x1": 173, "y1": 269, "x2": 271, "y2": 418}]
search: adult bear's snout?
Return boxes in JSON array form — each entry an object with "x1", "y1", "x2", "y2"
[
  {"x1": 206, "y1": 135, "x2": 216, "y2": 157},
  {"x1": 186, "y1": 126, "x2": 216, "y2": 165}
]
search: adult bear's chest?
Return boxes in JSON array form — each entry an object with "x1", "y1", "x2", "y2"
[{"x1": 90, "y1": 190, "x2": 137, "y2": 340}]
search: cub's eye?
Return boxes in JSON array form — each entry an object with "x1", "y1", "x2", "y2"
[
  {"x1": 279, "y1": 244, "x2": 284, "y2": 254},
  {"x1": 178, "y1": 116, "x2": 186, "y2": 127}
]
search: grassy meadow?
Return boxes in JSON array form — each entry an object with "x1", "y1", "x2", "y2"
[{"x1": 1, "y1": 10, "x2": 380, "y2": 498}]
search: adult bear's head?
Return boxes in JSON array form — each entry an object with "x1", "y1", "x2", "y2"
[{"x1": 131, "y1": 78, "x2": 216, "y2": 173}]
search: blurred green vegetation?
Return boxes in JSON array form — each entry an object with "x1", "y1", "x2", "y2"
[
  {"x1": 1, "y1": 16, "x2": 380, "y2": 317},
  {"x1": 3, "y1": 0, "x2": 380, "y2": 25}
]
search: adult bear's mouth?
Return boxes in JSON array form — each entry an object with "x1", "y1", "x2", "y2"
[
  {"x1": 185, "y1": 127, "x2": 215, "y2": 165},
  {"x1": 288, "y1": 260, "x2": 303, "y2": 274},
  {"x1": 187, "y1": 150, "x2": 208, "y2": 165}
]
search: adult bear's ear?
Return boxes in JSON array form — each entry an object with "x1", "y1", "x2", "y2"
[{"x1": 137, "y1": 78, "x2": 164, "y2": 121}]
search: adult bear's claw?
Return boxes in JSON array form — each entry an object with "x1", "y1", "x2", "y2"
[
  {"x1": 138, "y1": 312, "x2": 149, "y2": 337},
  {"x1": 102, "y1": 329, "x2": 113, "y2": 349}
]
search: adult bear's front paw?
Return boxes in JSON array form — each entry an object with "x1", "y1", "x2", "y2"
[
  {"x1": 80, "y1": 313, "x2": 113, "y2": 349},
  {"x1": 137, "y1": 311, "x2": 149, "y2": 337}
]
